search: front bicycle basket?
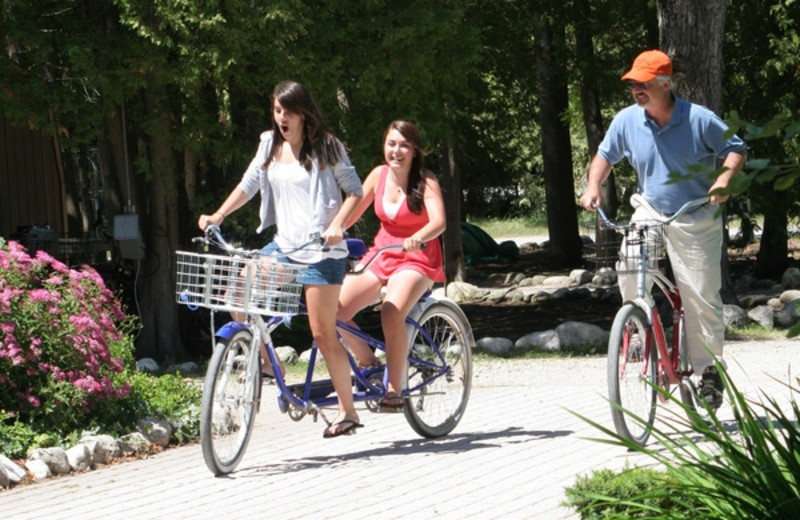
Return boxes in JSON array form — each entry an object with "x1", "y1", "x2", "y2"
[
  {"x1": 617, "y1": 222, "x2": 666, "y2": 275},
  {"x1": 175, "y1": 251, "x2": 305, "y2": 316},
  {"x1": 248, "y1": 259, "x2": 305, "y2": 315}
]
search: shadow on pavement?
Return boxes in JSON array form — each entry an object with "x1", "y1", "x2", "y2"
[{"x1": 234, "y1": 426, "x2": 573, "y2": 478}]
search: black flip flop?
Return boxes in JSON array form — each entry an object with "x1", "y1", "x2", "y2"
[{"x1": 323, "y1": 419, "x2": 363, "y2": 438}]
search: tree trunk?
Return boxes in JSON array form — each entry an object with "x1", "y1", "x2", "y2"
[
  {"x1": 657, "y1": 0, "x2": 739, "y2": 304},
  {"x1": 439, "y1": 136, "x2": 466, "y2": 283},
  {"x1": 136, "y1": 81, "x2": 185, "y2": 362},
  {"x1": 756, "y1": 205, "x2": 789, "y2": 279},
  {"x1": 574, "y1": 0, "x2": 619, "y2": 268},
  {"x1": 657, "y1": 0, "x2": 726, "y2": 112},
  {"x1": 533, "y1": 17, "x2": 582, "y2": 268}
]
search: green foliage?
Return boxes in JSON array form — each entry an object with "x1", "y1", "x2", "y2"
[
  {"x1": 564, "y1": 466, "x2": 700, "y2": 519},
  {"x1": 568, "y1": 364, "x2": 800, "y2": 519},
  {"x1": 112, "y1": 372, "x2": 201, "y2": 443}
]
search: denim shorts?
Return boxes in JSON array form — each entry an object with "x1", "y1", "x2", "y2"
[{"x1": 260, "y1": 242, "x2": 347, "y2": 285}]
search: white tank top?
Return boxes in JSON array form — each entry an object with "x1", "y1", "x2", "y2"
[
  {"x1": 267, "y1": 161, "x2": 323, "y2": 263},
  {"x1": 382, "y1": 193, "x2": 405, "y2": 220}
]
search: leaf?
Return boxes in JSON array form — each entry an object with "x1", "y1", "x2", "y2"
[
  {"x1": 745, "y1": 158, "x2": 772, "y2": 171},
  {"x1": 774, "y1": 172, "x2": 799, "y2": 191}
]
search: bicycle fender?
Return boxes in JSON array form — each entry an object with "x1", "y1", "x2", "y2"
[
  {"x1": 626, "y1": 298, "x2": 654, "y2": 325},
  {"x1": 215, "y1": 321, "x2": 249, "y2": 339},
  {"x1": 406, "y1": 292, "x2": 475, "y2": 347},
  {"x1": 406, "y1": 294, "x2": 438, "y2": 323}
]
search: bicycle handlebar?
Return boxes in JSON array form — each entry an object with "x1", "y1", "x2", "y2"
[
  {"x1": 594, "y1": 197, "x2": 709, "y2": 231},
  {"x1": 193, "y1": 225, "x2": 327, "y2": 258},
  {"x1": 193, "y1": 225, "x2": 419, "y2": 272}
]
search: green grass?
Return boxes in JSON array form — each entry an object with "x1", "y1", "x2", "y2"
[
  {"x1": 466, "y1": 216, "x2": 548, "y2": 239},
  {"x1": 726, "y1": 324, "x2": 789, "y2": 341}
]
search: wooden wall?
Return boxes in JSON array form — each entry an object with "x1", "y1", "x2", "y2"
[{"x1": 0, "y1": 113, "x2": 66, "y2": 240}]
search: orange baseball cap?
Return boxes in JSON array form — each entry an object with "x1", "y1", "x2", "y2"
[{"x1": 621, "y1": 50, "x2": 672, "y2": 82}]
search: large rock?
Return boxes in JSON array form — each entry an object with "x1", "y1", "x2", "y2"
[
  {"x1": 569, "y1": 269, "x2": 594, "y2": 285},
  {"x1": 515, "y1": 330, "x2": 560, "y2": 352},
  {"x1": 446, "y1": 281, "x2": 485, "y2": 302},
  {"x1": 166, "y1": 361, "x2": 200, "y2": 375},
  {"x1": 80, "y1": 434, "x2": 121, "y2": 465},
  {"x1": 66, "y1": 444, "x2": 92, "y2": 472},
  {"x1": 276, "y1": 346, "x2": 299, "y2": 364},
  {"x1": 25, "y1": 458, "x2": 51, "y2": 481},
  {"x1": 774, "y1": 301, "x2": 800, "y2": 329},
  {"x1": 781, "y1": 267, "x2": 800, "y2": 289},
  {"x1": 0, "y1": 455, "x2": 27, "y2": 488},
  {"x1": 27, "y1": 447, "x2": 71, "y2": 476},
  {"x1": 779, "y1": 289, "x2": 800, "y2": 304},
  {"x1": 119, "y1": 432, "x2": 151, "y2": 455},
  {"x1": 137, "y1": 417, "x2": 172, "y2": 448},
  {"x1": 748, "y1": 305, "x2": 774, "y2": 329},
  {"x1": 475, "y1": 337, "x2": 514, "y2": 356},
  {"x1": 136, "y1": 357, "x2": 160, "y2": 373},
  {"x1": 555, "y1": 321, "x2": 609, "y2": 349},
  {"x1": 723, "y1": 304, "x2": 751, "y2": 329}
]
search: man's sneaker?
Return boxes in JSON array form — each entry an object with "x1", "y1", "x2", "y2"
[{"x1": 698, "y1": 366, "x2": 724, "y2": 409}]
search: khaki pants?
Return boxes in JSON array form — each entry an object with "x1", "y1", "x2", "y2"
[{"x1": 618, "y1": 195, "x2": 724, "y2": 373}]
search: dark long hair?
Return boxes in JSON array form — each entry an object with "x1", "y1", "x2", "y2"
[
  {"x1": 386, "y1": 120, "x2": 427, "y2": 214},
  {"x1": 266, "y1": 81, "x2": 341, "y2": 172}
]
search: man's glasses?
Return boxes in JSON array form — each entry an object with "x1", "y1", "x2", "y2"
[{"x1": 625, "y1": 80, "x2": 651, "y2": 90}]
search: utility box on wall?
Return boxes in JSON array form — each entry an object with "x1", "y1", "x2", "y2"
[{"x1": 113, "y1": 214, "x2": 144, "y2": 259}]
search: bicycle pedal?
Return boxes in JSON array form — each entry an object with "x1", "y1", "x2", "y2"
[{"x1": 276, "y1": 393, "x2": 289, "y2": 414}]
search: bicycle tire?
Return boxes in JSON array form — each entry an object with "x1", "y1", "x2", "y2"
[
  {"x1": 607, "y1": 304, "x2": 657, "y2": 445},
  {"x1": 404, "y1": 300, "x2": 473, "y2": 438},
  {"x1": 200, "y1": 329, "x2": 260, "y2": 475}
]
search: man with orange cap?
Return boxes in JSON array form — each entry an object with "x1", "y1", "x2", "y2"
[{"x1": 579, "y1": 49, "x2": 746, "y2": 409}]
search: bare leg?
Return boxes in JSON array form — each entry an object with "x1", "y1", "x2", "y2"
[
  {"x1": 381, "y1": 271, "x2": 433, "y2": 399},
  {"x1": 306, "y1": 283, "x2": 360, "y2": 432},
  {"x1": 337, "y1": 270, "x2": 384, "y2": 367}
]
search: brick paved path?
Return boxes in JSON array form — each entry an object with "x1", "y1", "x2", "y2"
[{"x1": 1, "y1": 339, "x2": 796, "y2": 520}]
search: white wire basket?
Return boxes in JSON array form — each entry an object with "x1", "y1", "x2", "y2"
[
  {"x1": 615, "y1": 222, "x2": 667, "y2": 275},
  {"x1": 175, "y1": 251, "x2": 305, "y2": 316}
]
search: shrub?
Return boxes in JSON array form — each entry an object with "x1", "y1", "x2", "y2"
[
  {"x1": 564, "y1": 466, "x2": 700, "y2": 519},
  {"x1": 0, "y1": 238, "x2": 133, "y2": 434},
  {"x1": 93, "y1": 371, "x2": 201, "y2": 443}
]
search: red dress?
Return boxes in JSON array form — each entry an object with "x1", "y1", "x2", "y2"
[{"x1": 365, "y1": 166, "x2": 446, "y2": 283}]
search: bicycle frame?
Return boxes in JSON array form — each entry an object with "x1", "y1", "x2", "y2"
[
  {"x1": 625, "y1": 238, "x2": 689, "y2": 396},
  {"x1": 212, "y1": 291, "x2": 453, "y2": 421},
  {"x1": 598, "y1": 197, "x2": 708, "y2": 393},
  {"x1": 181, "y1": 225, "x2": 473, "y2": 474}
]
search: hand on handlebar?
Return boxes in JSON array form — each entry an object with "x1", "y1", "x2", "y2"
[
  {"x1": 321, "y1": 225, "x2": 345, "y2": 246},
  {"x1": 198, "y1": 213, "x2": 224, "y2": 231},
  {"x1": 403, "y1": 235, "x2": 424, "y2": 252},
  {"x1": 579, "y1": 190, "x2": 601, "y2": 211}
]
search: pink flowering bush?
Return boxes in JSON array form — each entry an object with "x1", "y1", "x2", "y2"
[{"x1": 0, "y1": 238, "x2": 135, "y2": 433}]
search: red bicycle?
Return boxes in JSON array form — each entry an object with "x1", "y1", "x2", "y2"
[{"x1": 595, "y1": 196, "x2": 711, "y2": 445}]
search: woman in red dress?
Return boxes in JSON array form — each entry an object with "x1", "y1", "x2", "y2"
[{"x1": 324, "y1": 120, "x2": 446, "y2": 437}]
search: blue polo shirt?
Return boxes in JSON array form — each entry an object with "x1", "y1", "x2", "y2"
[{"x1": 598, "y1": 96, "x2": 746, "y2": 214}]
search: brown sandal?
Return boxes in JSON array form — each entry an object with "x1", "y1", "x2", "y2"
[{"x1": 378, "y1": 392, "x2": 405, "y2": 412}]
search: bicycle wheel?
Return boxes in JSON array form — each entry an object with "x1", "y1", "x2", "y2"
[
  {"x1": 404, "y1": 300, "x2": 473, "y2": 438},
  {"x1": 200, "y1": 329, "x2": 260, "y2": 475},
  {"x1": 607, "y1": 304, "x2": 657, "y2": 445}
]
